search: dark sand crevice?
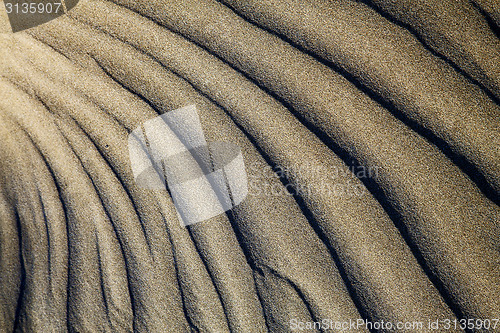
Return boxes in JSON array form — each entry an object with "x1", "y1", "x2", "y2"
[
  {"x1": 0, "y1": 87, "x2": 70, "y2": 331},
  {"x1": 115, "y1": 0, "x2": 498, "y2": 316},
  {"x1": 56, "y1": 116, "x2": 136, "y2": 331},
  {"x1": 196, "y1": 87, "x2": 467, "y2": 329},
  {"x1": 162, "y1": 223, "x2": 198, "y2": 333},
  {"x1": 12, "y1": 209, "x2": 25, "y2": 333},
  {"x1": 177, "y1": 77, "x2": 380, "y2": 326},
  {"x1": 22, "y1": 24, "x2": 266, "y2": 328},
  {"x1": 72, "y1": 0, "x2": 498, "y2": 318},
  {"x1": 3, "y1": 104, "x2": 121, "y2": 333},
  {"x1": 213, "y1": 0, "x2": 500, "y2": 201},
  {"x1": 95, "y1": 235, "x2": 116, "y2": 330},
  {"x1": 357, "y1": 0, "x2": 500, "y2": 102},
  {"x1": 0, "y1": 51, "x2": 192, "y2": 330},
  {"x1": 1, "y1": 0, "x2": 499, "y2": 331},
  {"x1": 150, "y1": 42, "x2": 461, "y2": 332},
  {"x1": 471, "y1": 0, "x2": 500, "y2": 34},
  {"x1": 47, "y1": 2, "x2": 476, "y2": 322},
  {"x1": 75, "y1": 0, "x2": 500, "y2": 207},
  {"x1": 155, "y1": 199, "x2": 230, "y2": 333},
  {"x1": 0, "y1": 189, "x2": 21, "y2": 330},
  {"x1": 252, "y1": 264, "x2": 320, "y2": 332},
  {"x1": 0, "y1": 122, "x2": 28, "y2": 333},
  {"x1": 220, "y1": 0, "x2": 500, "y2": 107},
  {"x1": 186, "y1": 219, "x2": 268, "y2": 332}
]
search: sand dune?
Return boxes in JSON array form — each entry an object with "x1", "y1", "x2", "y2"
[{"x1": 0, "y1": 0, "x2": 499, "y2": 332}]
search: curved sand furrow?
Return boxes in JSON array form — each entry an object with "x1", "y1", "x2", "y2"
[
  {"x1": 214, "y1": 0, "x2": 500, "y2": 198},
  {"x1": 25, "y1": 8, "x2": 463, "y2": 328},
  {"x1": 28, "y1": 8, "x2": 460, "y2": 326},
  {"x1": 362, "y1": 0, "x2": 500, "y2": 101},
  {"x1": 0, "y1": 0, "x2": 498, "y2": 331},
  {"x1": 7, "y1": 22, "x2": 365, "y2": 329},
  {"x1": 0, "y1": 105, "x2": 68, "y2": 332},
  {"x1": 96, "y1": 0, "x2": 500, "y2": 319}
]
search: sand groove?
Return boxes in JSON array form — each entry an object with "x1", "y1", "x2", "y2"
[{"x1": 0, "y1": 0, "x2": 499, "y2": 332}]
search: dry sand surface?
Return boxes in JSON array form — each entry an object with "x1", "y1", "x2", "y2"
[{"x1": 0, "y1": 0, "x2": 499, "y2": 332}]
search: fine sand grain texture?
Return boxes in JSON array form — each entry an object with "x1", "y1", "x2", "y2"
[{"x1": 0, "y1": 0, "x2": 499, "y2": 332}]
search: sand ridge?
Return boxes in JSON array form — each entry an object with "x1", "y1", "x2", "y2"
[{"x1": 0, "y1": 0, "x2": 499, "y2": 331}]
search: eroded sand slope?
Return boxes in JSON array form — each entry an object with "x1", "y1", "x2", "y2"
[{"x1": 0, "y1": 0, "x2": 499, "y2": 332}]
